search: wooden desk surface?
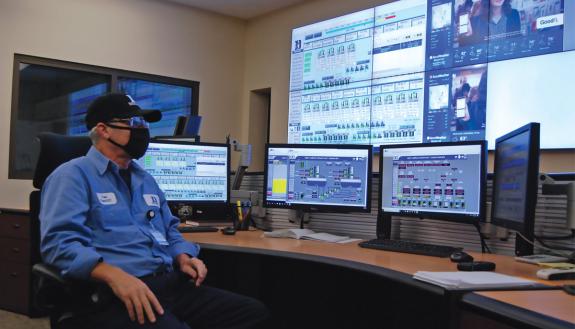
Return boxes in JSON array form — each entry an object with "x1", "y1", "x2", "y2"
[
  {"x1": 184, "y1": 230, "x2": 575, "y2": 286},
  {"x1": 470, "y1": 290, "x2": 575, "y2": 325}
]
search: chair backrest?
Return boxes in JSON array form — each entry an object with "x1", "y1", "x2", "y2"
[
  {"x1": 33, "y1": 133, "x2": 92, "y2": 189},
  {"x1": 30, "y1": 133, "x2": 92, "y2": 329},
  {"x1": 31, "y1": 133, "x2": 92, "y2": 266}
]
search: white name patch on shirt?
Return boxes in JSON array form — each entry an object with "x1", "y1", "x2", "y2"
[
  {"x1": 97, "y1": 192, "x2": 117, "y2": 205},
  {"x1": 143, "y1": 194, "x2": 161, "y2": 207}
]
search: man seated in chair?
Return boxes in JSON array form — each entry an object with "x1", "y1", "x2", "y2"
[{"x1": 39, "y1": 93, "x2": 269, "y2": 329}]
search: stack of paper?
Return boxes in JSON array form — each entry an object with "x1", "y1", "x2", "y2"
[
  {"x1": 263, "y1": 229, "x2": 353, "y2": 243},
  {"x1": 413, "y1": 271, "x2": 538, "y2": 289}
]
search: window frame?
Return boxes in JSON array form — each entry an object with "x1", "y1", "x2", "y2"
[{"x1": 10, "y1": 53, "x2": 200, "y2": 179}]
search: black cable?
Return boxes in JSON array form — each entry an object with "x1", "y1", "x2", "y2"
[
  {"x1": 515, "y1": 231, "x2": 573, "y2": 257},
  {"x1": 473, "y1": 223, "x2": 484, "y2": 253},
  {"x1": 474, "y1": 223, "x2": 492, "y2": 254},
  {"x1": 534, "y1": 229, "x2": 575, "y2": 241},
  {"x1": 534, "y1": 236, "x2": 575, "y2": 252},
  {"x1": 483, "y1": 235, "x2": 492, "y2": 254}
]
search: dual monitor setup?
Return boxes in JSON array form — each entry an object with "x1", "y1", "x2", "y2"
[{"x1": 135, "y1": 122, "x2": 542, "y2": 257}]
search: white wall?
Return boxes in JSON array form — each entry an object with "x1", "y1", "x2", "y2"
[{"x1": 0, "y1": 0, "x2": 246, "y2": 210}]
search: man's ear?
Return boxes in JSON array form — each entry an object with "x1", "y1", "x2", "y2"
[{"x1": 95, "y1": 123, "x2": 110, "y2": 139}]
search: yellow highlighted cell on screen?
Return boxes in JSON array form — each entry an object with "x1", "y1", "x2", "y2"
[{"x1": 272, "y1": 179, "x2": 287, "y2": 194}]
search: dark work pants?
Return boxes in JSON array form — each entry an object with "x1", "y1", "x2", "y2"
[{"x1": 72, "y1": 271, "x2": 270, "y2": 329}]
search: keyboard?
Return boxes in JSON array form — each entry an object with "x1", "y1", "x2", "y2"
[
  {"x1": 178, "y1": 226, "x2": 220, "y2": 233},
  {"x1": 358, "y1": 239, "x2": 461, "y2": 258}
]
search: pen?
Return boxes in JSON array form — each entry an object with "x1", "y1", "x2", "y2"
[{"x1": 236, "y1": 200, "x2": 243, "y2": 222}]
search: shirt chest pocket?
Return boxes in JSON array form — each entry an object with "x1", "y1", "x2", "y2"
[{"x1": 92, "y1": 203, "x2": 133, "y2": 229}]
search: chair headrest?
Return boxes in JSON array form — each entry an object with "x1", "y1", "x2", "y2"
[{"x1": 33, "y1": 133, "x2": 92, "y2": 189}]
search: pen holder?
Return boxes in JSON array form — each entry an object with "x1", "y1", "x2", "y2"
[
  {"x1": 236, "y1": 217, "x2": 250, "y2": 231},
  {"x1": 233, "y1": 202, "x2": 252, "y2": 231}
]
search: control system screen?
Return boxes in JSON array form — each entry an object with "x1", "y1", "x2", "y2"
[
  {"x1": 381, "y1": 143, "x2": 483, "y2": 217},
  {"x1": 265, "y1": 146, "x2": 370, "y2": 209},
  {"x1": 137, "y1": 142, "x2": 228, "y2": 203},
  {"x1": 288, "y1": 0, "x2": 574, "y2": 149}
]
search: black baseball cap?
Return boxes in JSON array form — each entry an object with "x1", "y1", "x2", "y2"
[{"x1": 85, "y1": 93, "x2": 162, "y2": 130}]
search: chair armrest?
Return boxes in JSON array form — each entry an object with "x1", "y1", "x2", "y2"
[
  {"x1": 33, "y1": 262, "x2": 111, "y2": 312},
  {"x1": 33, "y1": 263, "x2": 67, "y2": 285}
]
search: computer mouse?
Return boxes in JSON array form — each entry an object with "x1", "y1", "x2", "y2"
[
  {"x1": 563, "y1": 285, "x2": 575, "y2": 296},
  {"x1": 450, "y1": 251, "x2": 474, "y2": 263},
  {"x1": 221, "y1": 227, "x2": 236, "y2": 235}
]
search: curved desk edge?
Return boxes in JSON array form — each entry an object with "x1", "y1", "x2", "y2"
[
  {"x1": 197, "y1": 242, "x2": 445, "y2": 296},
  {"x1": 461, "y1": 293, "x2": 574, "y2": 329}
]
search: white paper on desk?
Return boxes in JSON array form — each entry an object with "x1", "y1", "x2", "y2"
[
  {"x1": 336, "y1": 238, "x2": 363, "y2": 244},
  {"x1": 263, "y1": 229, "x2": 350, "y2": 243},
  {"x1": 413, "y1": 271, "x2": 538, "y2": 289},
  {"x1": 300, "y1": 232, "x2": 350, "y2": 243}
]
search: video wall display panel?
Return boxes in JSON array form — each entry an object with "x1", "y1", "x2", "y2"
[
  {"x1": 288, "y1": 0, "x2": 575, "y2": 149},
  {"x1": 486, "y1": 50, "x2": 575, "y2": 149}
]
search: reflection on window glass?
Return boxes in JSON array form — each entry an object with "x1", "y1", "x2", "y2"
[
  {"x1": 68, "y1": 83, "x2": 109, "y2": 135},
  {"x1": 118, "y1": 78, "x2": 192, "y2": 137},
  {"x1": 11, "y1": 63, "x2": 109, "y2": 179}
]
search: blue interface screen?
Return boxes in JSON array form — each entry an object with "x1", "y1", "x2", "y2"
[
  {"x1": 136, "y1": 143, "x2": 228, "y2": 202},
  {"x1": 288, "y1": 0, "x2": 574, "y2": 149},
  {"x1": 266, "y1": 147, "x2": 370, "y2": 209},
  {"x1": 492, "y1": 130, "x2": 531, "y2": 223},
  {"x1": 118, "y1": 78, "x2": 192, "y2": 137},
  {"x1": 68, "y1": 83, "x2": 109, "y2": 136},
  {"x1": 68, "y1": 79, "x2": 193, "y2": 137}
]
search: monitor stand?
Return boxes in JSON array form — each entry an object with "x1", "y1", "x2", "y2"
[
  {"x1": 377, "y1": 213, "x2": 393, "y2": 239},
  {"x1": 515, "y1": 231, "x2": 534, "y2": 256},
  {"x1": 288, "y1": 209, "x2": 309, "y2": 229}
]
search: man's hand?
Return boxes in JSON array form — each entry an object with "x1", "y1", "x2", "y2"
[
  {"x1": 176, "y1": 254, "x2": 207, "y2": 286},
  {"x1": 91, "y1": 263, "x2": 164, "y2": 324}
]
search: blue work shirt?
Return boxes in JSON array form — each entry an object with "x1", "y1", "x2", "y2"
[{"x1": 40, "y1": 146, "x2": 200, "y2": 280}]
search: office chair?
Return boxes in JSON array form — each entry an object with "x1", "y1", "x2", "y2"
[{"x1": 30, "y1": 133, "x2": 101, "y2": 329}]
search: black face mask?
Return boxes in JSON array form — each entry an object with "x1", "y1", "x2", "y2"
[{"x1": 106, "y1": 125, "x2": 150, "y2": 159}]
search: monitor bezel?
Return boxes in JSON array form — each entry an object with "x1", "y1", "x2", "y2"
[
  {"x1": 144, "y1": 139, "x2": 231, "y2": 206},
  {"x1": 378, "y1": 140, "x2": 487, "y2": 223},
  {"x1": 263, "y1": 143, "x2": 373, "y2": 213},
  {"x1": 490, "y1": 122, "x2": 540, "y2": 233}
]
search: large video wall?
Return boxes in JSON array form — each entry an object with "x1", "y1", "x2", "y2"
[{"x1": 288, "y1": 0, "x2": 574, "y2": 149}]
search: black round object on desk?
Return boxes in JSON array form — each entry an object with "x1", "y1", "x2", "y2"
[
  {"x1": 221, "y1": 227, "x2": 236, "y2": 235},
  {"x1": 450, "y1": 251, "x2": 474, "y2": 263}
]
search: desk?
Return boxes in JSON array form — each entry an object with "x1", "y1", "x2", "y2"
[
  {"x1": 184, "y1": 231, "x2": 574, "y2": 329},
  {"x1": 460, "y1": 291, "x2": 575, "y2": 329}
]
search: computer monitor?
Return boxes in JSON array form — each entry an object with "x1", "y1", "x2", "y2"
[
  {"x1": 379, "y1": 141, "x2": 487, "y2": 224},
  {"x1": 136, "y1": 140, "x2": 230, "y2": 206},
  {"x1": 263, "y1": 144, "x2": 372, "y2": 212},
  {"x1": 491, "y1": 123, "x2": 540, "y2": 256},
  {"x1": 173, "y1": 115, "x2": 202, "y2": 137}
]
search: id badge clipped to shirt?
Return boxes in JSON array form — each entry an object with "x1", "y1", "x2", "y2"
[
  {"x1": 150, "y1": 225, "x2": 169, "y2": 246},
  {"x1": 146, "y1": 208, "x2": 169, "y2": 246}
]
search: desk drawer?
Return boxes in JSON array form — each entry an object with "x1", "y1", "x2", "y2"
[
  {"x1": 0, "y1": 214, "x2": 30, "y2": 239},
  {"x1": 0, "y1": 262, "x2": 31, "y2": 314},
  {"x1": 0, "y1": 238, "x2": 31, "y2": 264}
]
